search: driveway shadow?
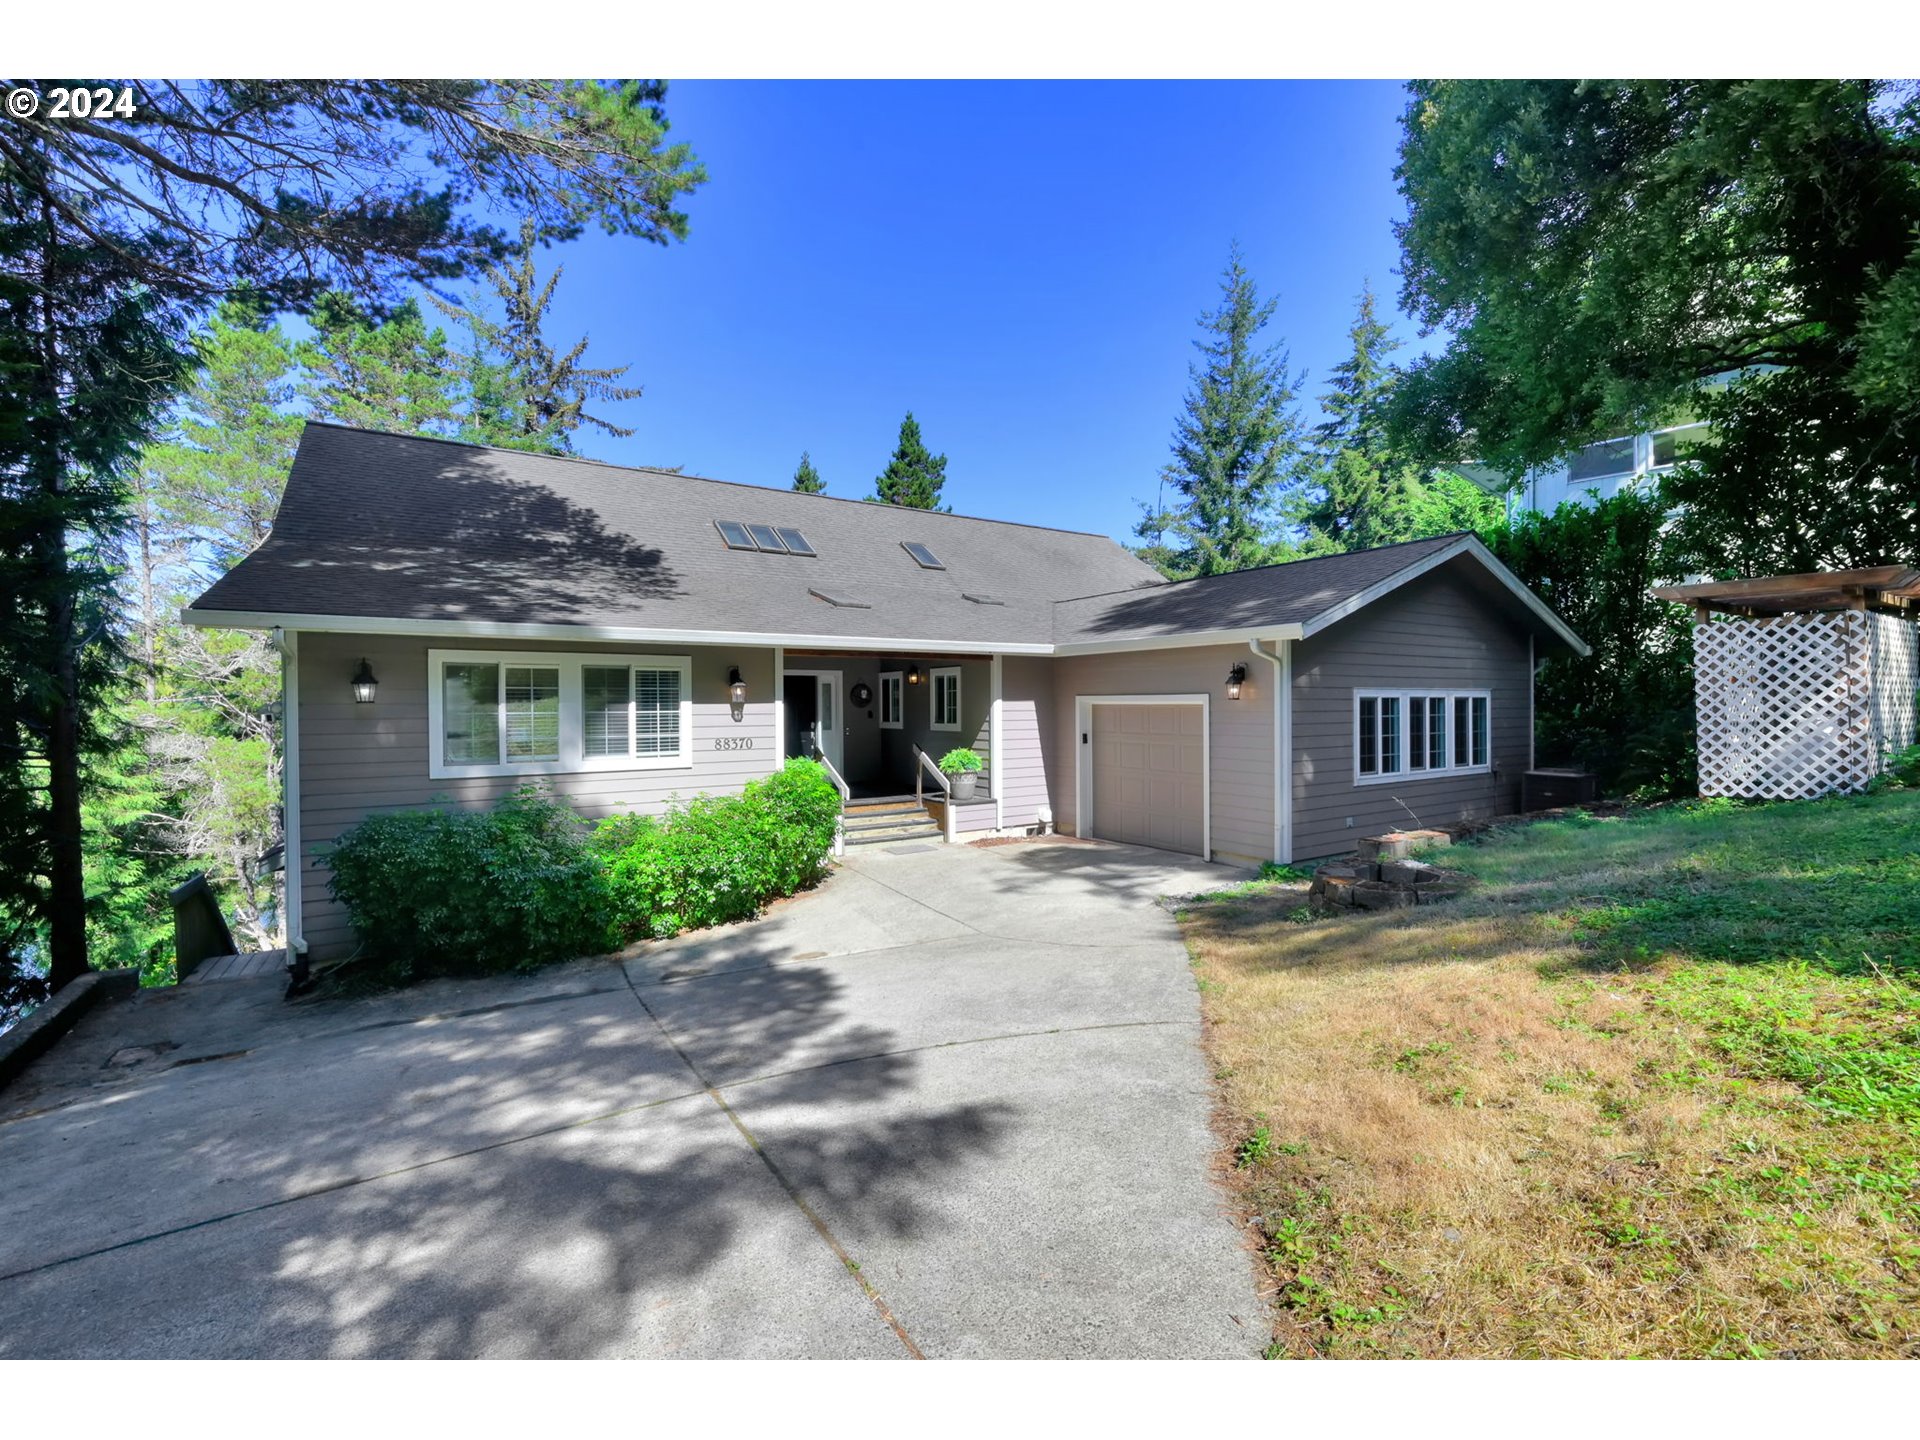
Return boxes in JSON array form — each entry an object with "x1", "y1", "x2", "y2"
[{"x1": 0, "y1": 942, "x2": 1014, "y2": 1357}]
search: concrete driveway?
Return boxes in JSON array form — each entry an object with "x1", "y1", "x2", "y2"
[{"x1": 0, "y1": 839, "x2": 1263, "y2": 1358}]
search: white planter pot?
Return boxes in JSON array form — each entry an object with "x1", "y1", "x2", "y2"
[{"x1": 950, "y1": 771, "x2": 978, "y2": 801}]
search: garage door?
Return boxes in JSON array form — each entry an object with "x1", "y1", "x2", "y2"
[{"x1": 1089, "y1": 703, "x2": 1205, "y2": 855}]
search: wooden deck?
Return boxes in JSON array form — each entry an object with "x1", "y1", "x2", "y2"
[{"x1": 184, "y1": 949, "x2": 287, "y2": 984}]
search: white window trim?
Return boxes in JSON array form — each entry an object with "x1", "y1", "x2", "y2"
[
  {"x1": 1353, "y1": 688, "x2": 1491, "y2": 787},
  {"x1": 1566, "y1": 435, "x2": 1638, "y2": 487},
  {"x1": 878, "y1": 670, "x2": 904, "y2": 730},
  {"x1": 930, "y1": 666, "x2": 962, "y2": 732},
  {"x1": 427, "y1": 648, "x2": 693, "y2": 780}
]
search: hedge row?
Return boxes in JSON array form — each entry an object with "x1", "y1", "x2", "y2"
[{"x1": 325, "y1": 759, "x2": 841, "y2": 982}]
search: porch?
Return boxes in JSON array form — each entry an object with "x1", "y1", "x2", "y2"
[{"x1": 777, "y1": 647, "x2": 1011, "y2": 845}]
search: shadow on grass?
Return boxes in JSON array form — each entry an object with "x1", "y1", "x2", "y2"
[{"x1": 1184, "y1": 789, "x2": 1920, "y2": 982}]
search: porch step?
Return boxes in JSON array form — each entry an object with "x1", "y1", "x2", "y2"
[
  {"x1": 844, "y1": 815, "x2": 943, "y2": 845},
  {"x1": 844, "y1": 799, "x2": 925, "y2": 821}
]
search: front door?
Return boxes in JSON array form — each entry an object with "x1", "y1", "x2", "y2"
[{"x1": 786, "y1": 670, "x2": 844, "y2": 775}]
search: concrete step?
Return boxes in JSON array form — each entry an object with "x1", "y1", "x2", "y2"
[{"x1": 844, "y1": 819, "x2": 943, "y2": 845}]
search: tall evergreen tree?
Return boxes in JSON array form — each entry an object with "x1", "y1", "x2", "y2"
[
  {"x1": 873, "y1": 413, "x2": 949, "y2": 510},
  {"x1": 1292, "y1": 284, "x2": 1501, "y2": 553},
  {"x1": 0, "y1": 79, "x2": 704, "y2": 991},
  {"x1": 1136, "y1": 247, "x2": 1307, "y2": 577},
  {"x1": 792, "y1": 451, "x2": 825, "y2": 493},
  {"x1": 432, "y1": 220, "x2": 643, "y2": 453},
  {"x1": 298, "y1": 293, "x2": 461, "y2": 437}
]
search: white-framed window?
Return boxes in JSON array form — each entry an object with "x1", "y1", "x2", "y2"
[
  {"x1": 1566, "y1": 437, "x2": 1636, "y2": 486},
  {"x1": 931, "y1": 667, "x2": 961, "y2": 731},
  {"x1": 1647, "y1": 421, "x2": 1708, "y2": 471},
  {"x1": 878, "y1": 671, "x2": 903, "y2": 729},
  {"x1": 1355, "y1": 689, "x2": 1489, "y2": 784},
  {"x1": 427, "y1": 649, "x2": 692, "y2": 779}
]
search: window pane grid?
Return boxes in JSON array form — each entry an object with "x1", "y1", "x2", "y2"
[
  {"x1": 503, "y1": 666, "x2": 561, "y2": 761},
  {"x1": 634, "y1": 668, "x2": 680, "y2": 757},
  {"x1": 583, "y1": 666, "x2": 630, "y2": 758},
  {"x1": 1359, "y1": 691, "x2": 1486, "y2": 781},
  {"x1": 444, "y1": 662, "x2": 500, "y2": 766}
]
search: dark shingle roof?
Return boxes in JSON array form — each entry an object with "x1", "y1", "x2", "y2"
[
  {"x1": 187, "y1": 425, "x2": 1585, "y2": 655},
  {"x1": 1051, "y1": 535, "x2": 1469, "y2": 645},
  {"x1": 187, "y1": 424, "x2": 1165, "y2": 646}
]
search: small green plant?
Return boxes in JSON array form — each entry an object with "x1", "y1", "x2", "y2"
[
  {"x1": 1258, "y1": 861, "x2": 1313, "y2": 882},
  {"x1": 1236, "y1": 1125, "x2": 1274, "y2": 1169},
  {"x1": 937, "y1": 747, "x2": 984, "y2": 775},
  {"x1": 1884, "y1": 742, "x2": 1920, "y2": 789}
]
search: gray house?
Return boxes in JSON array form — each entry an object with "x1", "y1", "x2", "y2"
[{"x1": 187, "y1": 423, "x2": 1589, "y2": 960}]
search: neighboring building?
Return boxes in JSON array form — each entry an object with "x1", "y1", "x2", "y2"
[
  {"x1": 187, "y1": 423, "x2": 1589, "y2": 960},
  {"x1": 1465, "y1": 421, "x2": 1711, "y2": 519}
]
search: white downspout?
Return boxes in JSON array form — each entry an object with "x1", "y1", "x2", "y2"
[
  {"x1": 270, "y1": 627, "x2": 307, "y2": 957},
  {"x1": 1249, "y1": 638, "x2": 1292, "y2": 864},
  {"x1": 990, "y1": 653, "x2": 1004, "y2": 833}
]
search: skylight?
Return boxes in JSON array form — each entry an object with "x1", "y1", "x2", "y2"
[
  {"x1": 714, "y1": 520, "x2": 815, "y2": 556},
  {"x1": 902, "y1": 541, "x2": 944, "y2": 570},
  {"x1": 962, "y1": 592, "x2": 1005, "y2": 606}
]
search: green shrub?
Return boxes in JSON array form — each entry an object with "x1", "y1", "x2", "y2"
[
  {"x1": 1888, "y1": 743, "x2": 1920, "y2": 789},
  {"x1": 325, "y1": 786, "x2": 613, "y2": 982},
  {"x1": 938, "y1": 747, "x2": 984, "y2": 774},
  {"x1": 594, "y1": 757, "x2": 842, "y2": 940}
]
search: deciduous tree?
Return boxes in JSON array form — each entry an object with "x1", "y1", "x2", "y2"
[{"x1": 1392, "y1": 79, "x2": 1920, "y2": 572}]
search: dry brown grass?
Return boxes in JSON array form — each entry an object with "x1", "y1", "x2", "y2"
[{"x1": 1186, "y1": 850, "x2": 1920, "y2": 1358}]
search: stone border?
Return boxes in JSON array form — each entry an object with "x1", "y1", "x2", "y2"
[
  {"x1": 1309, "y1": 856, "x2": 1469, "y2": 910},
  {"x1": 0, "y1": 969, "x2": 137, "y2": 1094}
]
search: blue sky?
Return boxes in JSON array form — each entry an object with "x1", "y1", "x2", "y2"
[{"x1": 526, "y1": 81, "x2": 1420, "y2": 544}]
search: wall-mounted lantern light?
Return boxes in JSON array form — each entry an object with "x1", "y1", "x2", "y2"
[
  {"x1": 352, "y1": 658, "x2": 378, "y2": 704},
  {"x1": 727, "y1": 666, "x2": 748, "y2": 706},
  {"x1": 1225, "y1": 662, "x2": 1246, "y2": 701},
  {"x1": 906, "y1": 663, "x2": 922, "y2": 686}
]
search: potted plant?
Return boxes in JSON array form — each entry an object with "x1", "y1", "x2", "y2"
[{"x1": 938, "y1": 747, "x2": 984, "y2": 800}]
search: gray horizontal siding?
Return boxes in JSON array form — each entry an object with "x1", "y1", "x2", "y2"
[
  {"x1": 1050, "y1": 644, "x2": 1274, "y2": 864},
  {"x1": 1290, "y1": 568, "x2": 1530, "y2": 860},
  {"x1": 295, "y1": 633, "x2": 779, "y2": 958},
  {"x1": 998, "y1": 655, "x2": 1057, "y2": 830}
]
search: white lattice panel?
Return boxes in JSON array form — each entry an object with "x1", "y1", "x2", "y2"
[
  {"x1": 1693, "y1": 612, "x2": 1875, "y2": 799},
  {"x1": 1867, "y1": 611, "x2": 1919, "y2": 763}
]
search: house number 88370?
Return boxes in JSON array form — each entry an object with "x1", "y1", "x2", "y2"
[{"x1": 712, "y1": 737, "x2": 755, "y2": 751}]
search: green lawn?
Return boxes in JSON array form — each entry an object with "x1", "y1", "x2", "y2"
[{"x1": 1183, "y1": 789, "x2": 1920, "y2": 1358}]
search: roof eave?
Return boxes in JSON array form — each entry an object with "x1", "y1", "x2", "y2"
[
  {"x1": 1051, "y1": 624, "x2": 1305, "y2": 656},
  {"x1": 179, "y1": 607, "x2": 1055, "y2": 657}
]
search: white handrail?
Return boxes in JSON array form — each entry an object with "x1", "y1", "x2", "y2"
[
  {"x1": 912, "y1": 744, "x2": 952, "y2": 800},
  {"x1": 809, "y1": 739, "x2": 850, "y2": 856},
  {"x1": 912, "y1": 744, "x2": 956, "y2": 842}
]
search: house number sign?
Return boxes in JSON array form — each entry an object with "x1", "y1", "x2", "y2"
[{"x1": 712, "y1": 736, "x2": 756, "y2": 751}]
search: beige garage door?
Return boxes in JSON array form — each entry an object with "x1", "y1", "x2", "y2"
[{"x1": 1089, "y1": 703, "x2": 1205, "y2": 855}]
